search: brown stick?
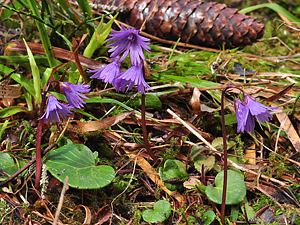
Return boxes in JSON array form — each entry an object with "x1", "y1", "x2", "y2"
[{"x1": 53, "y1": 176, "x2": 69, "y2": 225}]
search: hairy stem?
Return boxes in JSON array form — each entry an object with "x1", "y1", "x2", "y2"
[
  {"x1": 141, "y1": 93, "x2": 157, "y2": 161},
  {"x1": 221, "y1": 87, "x2": 229, "y2": 224}
]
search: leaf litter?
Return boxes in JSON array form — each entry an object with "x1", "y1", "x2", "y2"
[{"x1": 0, "y1": 0, "x2": 300, "y2": 224}]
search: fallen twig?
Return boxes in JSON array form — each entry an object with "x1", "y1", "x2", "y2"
[{"x1": 53, "y1": 176, "x2": 69, "y2": 225}]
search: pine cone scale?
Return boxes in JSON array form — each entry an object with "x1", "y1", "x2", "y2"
[{"x1": 95, "y1": 0, "x2": 264, "y2": 48}]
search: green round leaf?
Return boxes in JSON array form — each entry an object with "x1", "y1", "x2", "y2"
[
  {"x1": 45, "y1": 144, "x2": 115, "y2": 189},
  {"x1": 0, "y1": 153, "x2": 26, "y2": 181},
  {"x1": 159, "y1": 159, "x2": 189, "y2": 191},
  {"x1": 205, "y1": 170, "x2": 246, "y2": 205},
  {"x1": 142, "y1": 200, "x2": 171, "y2": 223},
  {"x1": 128, "y1": 93, "x2": 162, "y2": 109},
  {"x1": 202, "y1": 210, "x2": 215, "y2": 225},
  {"x1": 194, "y1": 155, "x2": 215, "y2": 173}
]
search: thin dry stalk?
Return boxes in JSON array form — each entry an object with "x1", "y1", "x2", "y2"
[{"x1": 53, "y1": 176, "x2": 69, "y2": 225}]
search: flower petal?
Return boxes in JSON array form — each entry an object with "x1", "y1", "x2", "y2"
[
  {"x1": 107, "y1": 25, "x2": 151, "y2": 65},
  {"x1": 114, "y1": 64, "x2": 152, "y2": 94},
  {"x1": 40, "y1": 94, "x2": 72, "y2": 123},
  {"x1": 61, "y1": 82, "x2": 90, "y2": 109},
  {"x1": 235, "y1": 98, "x2": 249, "y2": 133},
  {"x1": 88, "y1": 59, "x2": 121, "y2": 86}
]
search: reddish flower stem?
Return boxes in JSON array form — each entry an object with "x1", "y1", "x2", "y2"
[
  {"x1": 34, "y1": 90, "x2": 47, "y2": 193},
  {"x1": 34, "y1": 118, "x2": 43, "y2": 191},
  {"x1": 34, "y1": 83, "x2": 56, "y2": 195},
  {"x1": 220, "y1": 87, "x2": 230, "y2": 224},
  {"x1": 141, "y1": 93, "x2": 157, "y2": 161}
]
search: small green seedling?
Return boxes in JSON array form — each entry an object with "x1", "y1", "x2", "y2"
[
  {"x1": 142, "y1": 200, "x2": 171, "y2": 223},
  {"x1": 159, "y1": 159, "x2": 189, "y2": 191},
  {"x1": 202, "y1": 210, "x2": 216, "y2": 225}
]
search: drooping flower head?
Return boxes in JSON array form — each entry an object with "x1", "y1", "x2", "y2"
[
  {"x1": 87, "y1": 58, "x2": 121, "y2": 87},
  {"x1": 114, "y1": 64, "x2": 152, "y2": 94},
  {"x1": 244, "y1": 95, "x2": 279, "y2": 123},
  {"x1": 40, "y1": 94, "x2": 72, "y2": 123},
  {"x1": 107, "y1": 25, "x2": 151, "y2": 65},
  {"x1": 234, "y1": 94, "x2": 279, "y2": 133},
  {"x1": 60, "y1": 82, "x2": 90, "y2": 109},
  {"x1": 234, "y1": 98, "x2": 254, "y2": 133}
]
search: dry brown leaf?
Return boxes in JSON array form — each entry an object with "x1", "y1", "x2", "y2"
[
  {"x1": 164, "y1": 126, "x2": 190, "y2": 141},
  {"x1": 264, "y1": 84, "x2": 294, "y2": 104},
  {"x1": 242, "y1": 144, "x2": 256, "y2": 180},
  {"x1": 95, "y1": 205, "x2": 112, "y2": 225},
  {"x1": 6, "y1": 40, "x2": 105, "y2": 70},
  {"x1": 183, "y1": 177, "x2": 201, "y2": 190},
  {"x1": 1, "y1": 98, "x2": 15, "y2": 107},
  {"x1": 74, "y1": 205, "x2": 92, "y2": 225},
  {"x1": 258, "y1": 183, "x2": 289, "y2": 203},
  {"x1": 189, "y1": 87, "x2": 201, "y2": 116},
  {"x1": 74, "y1": 110, "x2": 134, "y2": 132},
  {"x1": 0, "y1": 85, "x2": 22, "y2": 98},
  {"x1": 72, "y1": 36, "x2": 88, "y2": 84},
  {"x1": 276, "y1": 111, "x2": 300, "y2": 151}
]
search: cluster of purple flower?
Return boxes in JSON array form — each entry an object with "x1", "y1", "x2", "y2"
[
  {"x1": 40, "y1": 82, "x2": 90, "y2": 123},
  {"x1": 87, "y1": 25, "x2": 152, "y2": 94},
  {"x1": 40, "y1": 25, "x2": 279, "y2": 133},
  {"x1": 234, "y1": 94, "x2": 279, "y2": 133},
  {"x1": 40, "y1": 25, "x2": 152, "y2": 124}
]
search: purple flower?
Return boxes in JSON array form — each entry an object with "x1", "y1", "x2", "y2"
[
  {"x1": 107, "y1": 25, "x2": 151, "y2": 65},
  {"x1": 234, "y1": 95, "x2": 279, "y2": 133},
  {"x1": 40, "y1": 94, "x2": 72, "y2": 123},
  {"x1": 114, "y1": 64, "x2": 152, "y2": 94},
  {"x1": 235, "y1": 98, "x2": 255, "y2": 133},
  {"x1": 60, "y1": 82, "x2": 90, "y2": 109},
  {"x1": 87, "y1": 58, "x2": 121, "y2": 86}
]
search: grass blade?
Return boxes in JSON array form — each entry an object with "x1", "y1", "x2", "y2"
[
  {"x1": 239, "y1": 3, "x2": 299, "y2": 23},
  {"x1": 26, "y1": 0, "x2": 57, "y2": 69},
  {"x1": 23, "y1": 39, "x2": 41, "y2": 105}
]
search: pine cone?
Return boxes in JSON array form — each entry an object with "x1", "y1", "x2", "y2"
[{"x1": 94, "y1": 0, "x2": 265, "y2": 49}]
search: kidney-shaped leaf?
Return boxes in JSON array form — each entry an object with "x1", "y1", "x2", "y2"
[
  {"x1": 142, "y1": 200, "x2": 171, "y2": 223},
  {"x1": 45, "y1": 144, "x2": 115, "y2": 189},
  {"x1": 205, "y1": 170, "x2": 246, "y2": 205}
]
